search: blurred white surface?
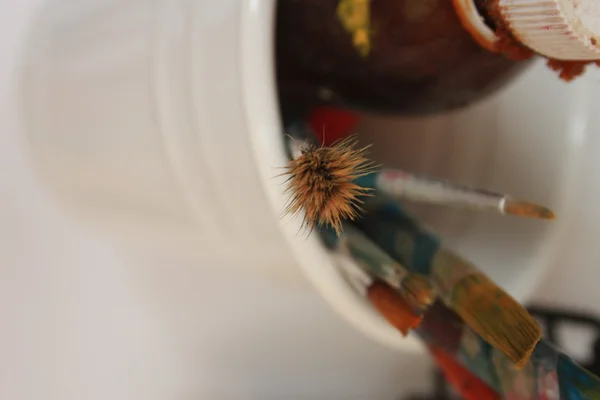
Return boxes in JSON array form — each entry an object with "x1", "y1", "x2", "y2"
[
  {"x1": 1, "y1": 2, "x2": 435, "y2": 399},
  {"x1": 4, "y1": 0, "x2": 600, "y2": 399}
]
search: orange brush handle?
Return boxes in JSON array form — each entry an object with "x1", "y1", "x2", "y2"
[
  {"x1": 367, "y1": 280, "x2": 422, "y2": 336},
  {"x1": 430, "y1": 345, "x2": 500, "y2": 400}
]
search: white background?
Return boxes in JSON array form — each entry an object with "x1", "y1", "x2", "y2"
[
  {"x1": 0, "y1": 2, "x2": 435, "y2": 399},
  {"x1": 2, "y1": 0, "x2": 600, "y2": 399}
]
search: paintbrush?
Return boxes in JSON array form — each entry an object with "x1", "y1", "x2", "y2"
[
  {"x1": 366, "y1": 280, "x2": 424, "y2": 337},
  {"x1": 325, "y1": 226, "x2": 500, "y2": 392},
  {"x1": 355, "y1": 170, "x2": 555, "y2": 220},
  {"x1": 327, "y1": 230, "x2": 538, "y2": 399},
  {"x1": 282, "y1": 126, "x2": 555, "y2": 237},
  {"x1": 328, "y1": 236, "x2": 501, "y2": 398},
  {"x1": 354, "y1": 202, "x2": 542, "y2": 369},
  {"x1": 332, "y1": 244, "x2": 500, "y2": 400},
  {"x1": 320, "y1": 208, "x2": 600, "y2": 398},
  {"x1": 320, "y1": 223, "x2": 437, "y2": 313},
  {"x1": 347, "y1": 266, "x2": 424, "y2": 337},
  {"x1": 323, "y1": 234, "x2": 423, "y2": 336},
  {"x1": 418, "y1": 298, "x2": 600, "y2": 399},
  {"x1": 334, "y1": 255, "x2": 497, "y2": 399},
  {"x1": 283, "y1": 129, "x2": 377, "y2": 235}
]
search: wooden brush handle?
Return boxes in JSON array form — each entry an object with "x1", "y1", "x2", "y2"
[{"x1": 367, "y1": 280, "x2": 422, "y2": 336}]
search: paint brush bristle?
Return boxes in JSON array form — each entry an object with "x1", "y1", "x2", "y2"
[
  {"x1": 357, "y1": 203, "x2": 542, "y2": 367},
  {"x1": 451, "y1": 274, "x2": 542, "y2": 369},
  {"x1": 503, "y1": 199, "x2": 555, "y2": 220},
  {"x1": 283, "y1": 136, "x2": 376, "y2": 234}
]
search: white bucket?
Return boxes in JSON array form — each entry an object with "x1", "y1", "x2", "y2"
[{"x1": 18, "y1": 0, "x2": 588, "y2": 353}]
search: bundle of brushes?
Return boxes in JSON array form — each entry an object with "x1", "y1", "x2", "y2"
[
  {"x1": 281, "y1": 117, "x2": 600, "y2": 399},
  {"x1": 322, "y1": 208, "x2": 600, "y2": 399}
]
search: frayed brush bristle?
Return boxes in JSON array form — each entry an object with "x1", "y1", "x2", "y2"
[
  {"x1": 451, "y1": 274, "x2": 542, "y2": 369},
  {"x1": 283, "y1": 136, "x2": 376, "y2": 235}
]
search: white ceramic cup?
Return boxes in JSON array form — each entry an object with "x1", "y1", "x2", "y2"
[{"x1": 18, "y1": 0, "x2": 587, "y2": 353}]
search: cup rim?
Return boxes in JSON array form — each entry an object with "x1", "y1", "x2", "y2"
[{"x1": 239, "y1": 0, "x2": 424, "y2": 353}]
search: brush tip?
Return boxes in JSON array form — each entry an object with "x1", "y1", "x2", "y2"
[
  {"x1": 503, "y1": 199, "x2": 555, "y2": 220},
  {"x1": 453, "y1": 275, "x2": 542, "y2": 368},
  {"x1": 282, "y1": 136, "x2": 376, "y2": 234}
]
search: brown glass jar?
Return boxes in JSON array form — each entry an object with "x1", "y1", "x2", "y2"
[{"x1": 275, "y1": 0, "x2": 600, "y2": 115}]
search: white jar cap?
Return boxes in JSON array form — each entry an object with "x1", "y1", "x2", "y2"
[{"x1": 498, "y1": 0, "x2": 600, "y2": 60}]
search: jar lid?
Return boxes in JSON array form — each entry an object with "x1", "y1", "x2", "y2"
[{"x1": 498, "y1": 0, "x2": 600, "y2": 60}]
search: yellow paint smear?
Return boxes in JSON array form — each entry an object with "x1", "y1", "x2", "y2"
[{"x1": 336, "y1": 0, "x2": 371, "y2": 57}]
